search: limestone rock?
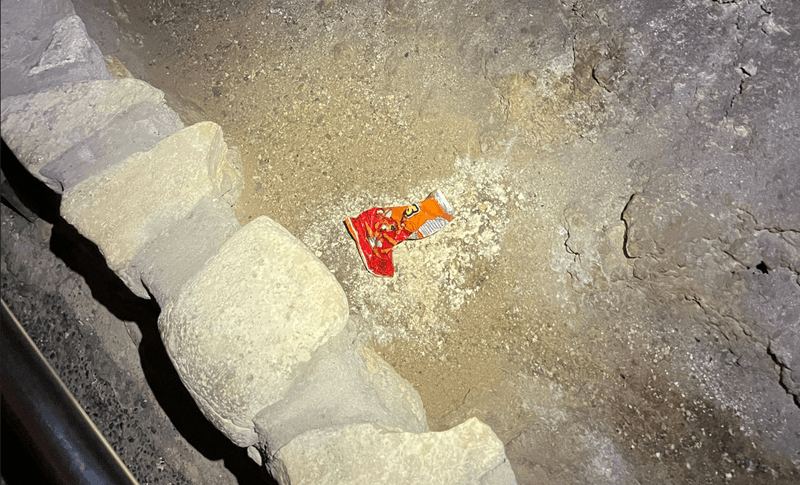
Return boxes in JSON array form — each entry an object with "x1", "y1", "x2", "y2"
[
  {"x1": 130, "y1": 197, "x2": 240, "y2": 304},
  {"x1": 27, "y1": 16, "x2": 108, "y2": 79},
  {"x1": 253, "y1": 336, "x2": 428, "y2": 453},
  {"x1": 60, "y1": 121, "x2": 238, "y2": 298},
  {"x1": 358, "y1": 345, "x2": 429, "y2": 432},
  {"x1": 743, "y1": 265, "x2": 800, "y2": 401},
  {"x1": 40, "y1": 100, "x2": 184, "y2": 193},
  {"x1": 1, "y1": 78, "x2": 171, "y2": 187},
  {"x1": 0, "y1": 0, "x2": 108, "y2": 99},
  {"x1": 158, "y1": 216, "x2": 349, "y2": 446},
  {"x1": 268, "y1": 418, "x2": 516, "y2": 485}
]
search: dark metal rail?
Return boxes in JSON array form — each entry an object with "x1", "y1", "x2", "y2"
[{"x1": 1, "y1": 298, "x2": 140, "y2": 485}]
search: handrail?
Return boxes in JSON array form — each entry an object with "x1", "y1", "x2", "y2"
[{"x1": 1, "y1": 298, "x2": 140, "y2": 485}]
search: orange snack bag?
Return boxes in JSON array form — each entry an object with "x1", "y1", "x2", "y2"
[{"x1": 344, "y1": 190, "x2": 454, "y2": 277}]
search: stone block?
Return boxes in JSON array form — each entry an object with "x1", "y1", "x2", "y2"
[
  {"x1": 1, "y1": 78, "x2": 172, "y2": 187},
  {"x1": 268, "y1": 418, "x2": 516, "y2": 485},
  {"x1": 358, "y1": 345, "x2": 429, "y2": 432},
  {"x1": 0, "y1": 2, "x2": 109, "y2": 99},
  {"x1": 252, "y1": 336, "x2": 428, "y2": 453},
  {"x1": 158, "y1": 216, "x2": 349, "y2": 446},
  {"x1": 40, "y1": 100, "x2": 184, "y2": 193},
  {"x1": 129, "y1": 197, "x2": 240, "y2": 304},
  {"x1": 60, "y1": 121, "x2": 240, "y2": 298}
]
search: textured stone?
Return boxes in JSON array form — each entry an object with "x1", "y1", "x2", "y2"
[
  {"x1": 622, "y1": 186, "x2": 800, "y2": 407},
  {"x1": 268, "y1": 418, "x2": 516, "y2": 485},
  {"x1": 357, "y1": 345, "x2": 429, "y2": 432},
  {"x1": 129, "y1": 197, "x2": 241, "y2": 304},
  {"x1": 27, "y1": 16, "x2": 107, "y2": 77},
  {"x1": 60, "y1": 121, "x2": 239, "y2": 298},
  {"x1": 159, "y1": 216, "x2": 349, "y2": 446},
  {"x1": 253, "y1": 336, "x2": 428, "y2": 453},
  {"x1": 1, "y1": 78, "x2": 171, "y2": 187},
  {"x1": 0, "y1": 0, "x2": 108, "y2": 99},
  {"x1": 621, "y1": 192, "x2": 722, "y2": 262},
  {"x1": 40, "y1": 100, "x2": 184, "y2": 193},
  {"x1": 743, "y1": 266, "x2": 800, "y2": 400}
]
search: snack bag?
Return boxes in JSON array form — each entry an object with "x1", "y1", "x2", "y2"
[{"x1": 344, "y1": 190, "x2": 454, "y2": 277}]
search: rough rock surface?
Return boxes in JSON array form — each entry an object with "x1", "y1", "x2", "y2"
[
  {"x1": 0, "y1": 0, "x2": 109, "y2": 99},
  {"x1": 158, "y1": 216, "x2": 350, "y2": 447},
  {"x1": 60, "y1": 121, "x2": 240, "y2": 298},
  {"x1": 269, "y1": 417, "x2": 514, "y2": 485},
  {"x1": 0, "y1": 78, "x2": 173, "y2": 188},
  {"x1": 40, "y1": 99, "x2": 184, "y2": 193},
  {"x1": 252, "y1": 335, "x2": 428, "y2": 454},
  {"x1": 130, "y1": 196, "x2": 241, "y2": 304}
]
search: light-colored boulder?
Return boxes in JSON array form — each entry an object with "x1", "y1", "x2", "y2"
[
  {"x1": 252, "y1": 335, "x2": 428, "y2": 454},
  {"x1": 268, "y1": 417, "x2": 517, "y2": 485},
  {"x1": 60, "y1": 121, "x2": 240, "y2": 298},
  {"x1": 0, "y1": 0, "x2": 108, "y2": 99},
  {"x1": 158, "y1": 216, "x2": 349, "y2": 446},
  {"x1": 358, "y1": 345, "x2": 430, "y2": 432},
  {"x1": 1, "y1": 78, "x2": 171, "y2": 187},
  {"x1": 27, "y1": 15, "x2": 108, "y2": 79},
  {"x1": 40, "y1": 100, "x2": 184, "y2": 193},
  {"x1": 130, "y1": 197, "x2": 240, "y2": 304}
]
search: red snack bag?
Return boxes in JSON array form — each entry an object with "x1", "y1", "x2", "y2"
[{"x1": 344, "y1": 190, "x2": 454, "y2": 277}]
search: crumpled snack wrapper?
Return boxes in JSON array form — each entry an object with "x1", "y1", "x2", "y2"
[{"x1": 344, "y1": 189, "x2": 454, "y2": 277}]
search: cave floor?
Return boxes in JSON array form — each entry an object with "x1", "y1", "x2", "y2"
[{"x1": 3, "y1": 0, "x2": 799, "y2": 484}]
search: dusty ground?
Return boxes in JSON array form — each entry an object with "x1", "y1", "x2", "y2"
[
  {"x1": 4, "y1": 0, "x2": 799, "y2": 484},
  {"x1": 126, "y1": 0, "x2": 629, "y2": 427}
]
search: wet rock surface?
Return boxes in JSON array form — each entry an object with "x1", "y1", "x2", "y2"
[{"x1": 3, "y1": 0, "x2": 800, "y2": 484}]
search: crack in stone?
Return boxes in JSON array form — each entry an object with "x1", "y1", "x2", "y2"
[
  {"x1": 766, "y1": 341, "x2": 800, "y2": 408},
  {"x1": 562, "y1": 214, "x2": 581, "y2": 263},
  {"x1": 620, "y1": 192, "x2": 637, "y2": 259},
  {"x1": 685, "y1": 288, "x2": 799, "y2": 409}
]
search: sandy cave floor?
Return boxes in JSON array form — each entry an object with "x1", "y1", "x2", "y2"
[
  {"x1": 3, "y1": 0, "x2": 800, "y2": 484},
  {"x1": 132, "y1": 0, "x2": 650, "y2": 426}
]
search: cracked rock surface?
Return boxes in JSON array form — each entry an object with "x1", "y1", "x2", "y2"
[{"x1": 3, "y1": 0, "x2": 799, "y2": 484}]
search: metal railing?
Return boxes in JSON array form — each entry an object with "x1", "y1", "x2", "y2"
[{"x1": 1, "y1": 298, "x2": 140, "y2": 485}]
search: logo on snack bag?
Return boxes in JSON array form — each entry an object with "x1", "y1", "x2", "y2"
[{"x1": 403, "y1": 203, "x2": 420, "y2": 220}]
